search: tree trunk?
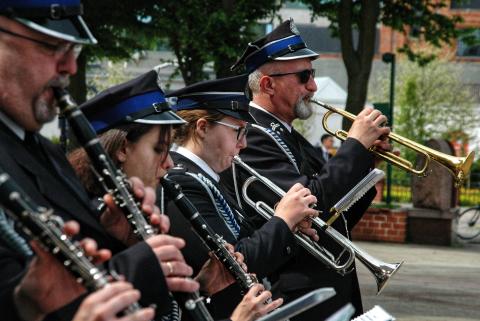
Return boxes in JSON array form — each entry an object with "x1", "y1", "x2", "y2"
[
  {"x1": 171, "y1": 33, "x2": 207, "y2": 85},
  {"x1": 177, "y1": 51, "x2": 207, "y2": 85},
  {"x1": 339, "y1": 0, "x2": 379, "y2": 130}
]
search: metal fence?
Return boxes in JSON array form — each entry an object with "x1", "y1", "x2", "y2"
[
  {"x1": 460, "y1": 172, "x2": 480, "y2": 206},
  {"x1": 381, "y1": 170, "x2": 480, "y2": 207},
  {"x1": 384, "y1": 174, "x2": 412, "y2": 204}
]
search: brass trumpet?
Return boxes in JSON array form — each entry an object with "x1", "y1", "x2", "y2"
[
  {"x1": 310, "y1": 99, "x2": 475, "y2": 187},
  {"x1": 232, "y1": 155, "x2": 402, "y2": 294}
]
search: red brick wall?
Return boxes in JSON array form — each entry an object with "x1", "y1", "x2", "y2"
[
  {"x1": 351, "y1": 208, "x2": 407, "y2": 243},
  {"x1": 377, "y1": 4, "x2": 480, "y2": 62}
]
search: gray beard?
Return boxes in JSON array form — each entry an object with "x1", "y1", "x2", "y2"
[
  {"x1": 33, "y1": 76, "x2": 69, "y2": 125},
  {"x1": 294, "y1": 98, "x2": 313, "y2": 120},
  {"x1": 33, "y1": 97, "x2": 56, "y2": 125}
]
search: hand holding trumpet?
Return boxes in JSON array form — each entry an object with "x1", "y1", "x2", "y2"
[
  {"x1": 348, "y1": 107, "x2": 392, "y2": 151},
  {"x1": 274, "y1": 183, "x2": 319, "y2": 241}
]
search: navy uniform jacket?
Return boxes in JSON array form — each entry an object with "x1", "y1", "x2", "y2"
[
  {"x1": 220, "y1": 107, "x2": 376, "y2": 320},
  {"x1": 0, "y1": 122, "x2": 172, "y2": 321},
  {"x1": 164, "y1": 151, "x2": 297, "y2": 319}
]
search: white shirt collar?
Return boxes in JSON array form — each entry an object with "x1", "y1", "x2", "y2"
[
  {"x1": 0, "y1": 109, "x2": 25, "y2": 140},
  {"x1": 249, "y1": 102, "x2": 293, "y2": 133},
  {"x1": 175, "y1": 146, "x2": 220, "y2": 182}
]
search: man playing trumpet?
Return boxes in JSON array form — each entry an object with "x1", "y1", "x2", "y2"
[{"x1": 224, "y1": 19, "x2": 391, "y2": 320}]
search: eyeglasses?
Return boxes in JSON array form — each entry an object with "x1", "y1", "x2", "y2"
[
  {"x1": 0, "y1": 26, "x2": 82, "y2": 58},
  {"x1": 268, "y1": 68, "x2": 315, "y2": 84},
  {"x1": 213, "y1": 120, "x2": 249, "y2": 141}
]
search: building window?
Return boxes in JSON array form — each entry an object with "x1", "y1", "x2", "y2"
[
  {"x1": 451, "y1": 0, "x2": 480, "y2": 9},
  {"x1": 457, "y1": 29, "x2": 480, "y2": 57}
]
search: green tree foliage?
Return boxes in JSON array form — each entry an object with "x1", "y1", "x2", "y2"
[
  {"x1": 147, "y1": 0, "x2": 283, "y2": 84},
  {"x1": 298, "y1": 0, "x2": 474, "y2": 129},
  {"x1": 70, "y1": 0, "x2": 157, "y2": 102},
  {"x1": 396, "y1": 59, "x2": 476, "y2": 143},
  {"x1": 71, "y1": 0, "x2": 474, "y2": 110},
  {"x1": 71, "y1": 0, "x2": 284, "y2": 99},
  {"x1": 369, "y1": 57, "x2": 478, "y2": 182},
  {"x1": 82, "y1": 0, "x2": 156, "y2": 61}
]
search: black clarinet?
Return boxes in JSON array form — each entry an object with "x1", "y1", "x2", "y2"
[
  {"x1": 54, "y1": 88, "x2": 213, "y2": 321},
  {"x1": 53, "y1": 88, "x2": 155, "y2": 239},
  {"x1": 0, "y1": 170, "x2": 142, "y2": 315},
  {"x1": 161, "y1": 176, "x2": 258, "y2": 295}
]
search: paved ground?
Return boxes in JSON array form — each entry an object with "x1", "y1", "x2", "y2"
[{"x1": 356, "y1": 241, "x2": 480, "y2": 321}]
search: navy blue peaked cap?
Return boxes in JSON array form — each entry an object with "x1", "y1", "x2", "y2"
[
  {"x1": 81, "y1": 70, "x2": 185, "y2": 134},
  {"x1": 0, "y1": 0, "x2": 96, "y2": 44},
  {"x1": 231, "y1": 19, "x2": 318, "y2": 73},
  {"x1": 166, "y1": 74, "x2": 254, "y2": 123}
]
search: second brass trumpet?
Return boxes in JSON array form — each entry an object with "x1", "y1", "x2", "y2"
[{"x1": 310, "y1": 99, "x2": 474, "y2": 187}]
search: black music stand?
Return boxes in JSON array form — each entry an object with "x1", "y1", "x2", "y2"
[{"x1": 256, "y1": 288, "x2": 336, "y2": 321}]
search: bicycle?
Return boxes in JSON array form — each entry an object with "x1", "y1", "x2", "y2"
[{"x1": 455, "y1": 205, "x2": 480, "y2": 241}]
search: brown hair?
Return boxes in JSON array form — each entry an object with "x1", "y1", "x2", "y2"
[
  {"x1": 69, "y1": 123, "x2": 172, "y2": 196},
  {"x1": 174, "y1": 110, "x2": 224, "y2": 146}
]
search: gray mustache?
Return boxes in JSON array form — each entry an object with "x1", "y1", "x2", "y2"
[{"x1": 48, "y1": 76, "x2": 70, "y2": 89}]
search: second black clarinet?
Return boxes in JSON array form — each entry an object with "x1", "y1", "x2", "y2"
[
  {"x1": 55, "y1": 88, "x2": 213, "y2": 321},
  {"x1": 161, "y1": 175, "x2": 258, "y2": 295}
]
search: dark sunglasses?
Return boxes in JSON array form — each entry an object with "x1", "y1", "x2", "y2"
[
  {"x1": 269, "y1": 68, "x2": 316, "y2": 84},
  {"x1": 0, "y1": 26, "x2": 82, "y2": 58}
]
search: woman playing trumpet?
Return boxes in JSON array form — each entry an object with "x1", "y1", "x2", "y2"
[{"x1": 163, "y1": 75, "x2": 319, "y2": 319}]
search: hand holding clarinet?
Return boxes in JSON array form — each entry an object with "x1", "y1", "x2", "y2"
[{"x1": 0, "y1": 170, "x2": 153, "y2": 321}]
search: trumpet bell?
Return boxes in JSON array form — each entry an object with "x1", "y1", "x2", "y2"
[
  {"x1": 446, "y1": 151, "x2": 474, "y2": 186},
  {"x1": 353, "y1": 242, "x2": 404, "y2": 295},
  {"x1": 410, "y1": 140, "x2": 475, "y2": 186},
  {"x1": 373, "y1": 261, "x2": 403, "y2": 295}
]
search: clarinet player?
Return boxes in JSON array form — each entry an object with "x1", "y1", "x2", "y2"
[
  {"x1": 0, "y1": 1, "x2": 194, "y2": 319},
  {"x1": 68, "y1": 69, "x2": 284, "y2": 321}
]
